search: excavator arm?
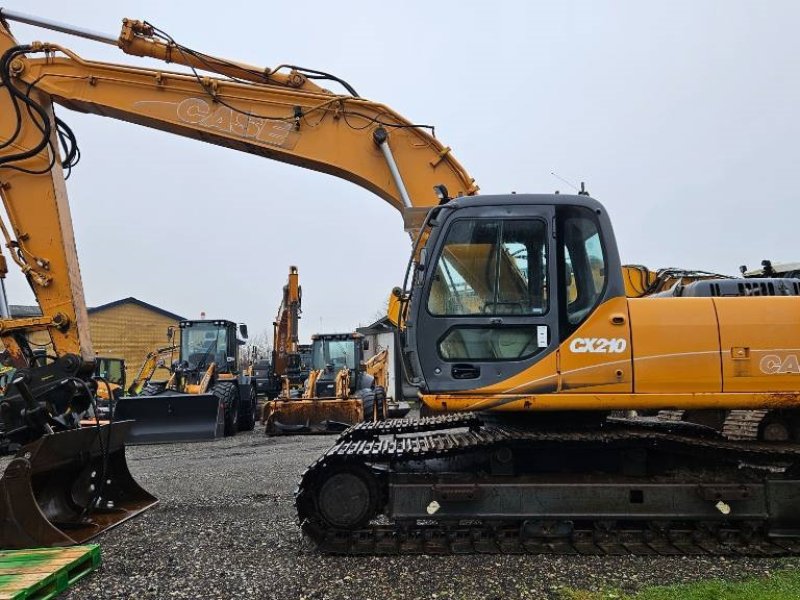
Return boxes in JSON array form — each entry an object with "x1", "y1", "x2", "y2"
[{"x1": 0, "y1": 10, "x2": 477, "y2": 364}]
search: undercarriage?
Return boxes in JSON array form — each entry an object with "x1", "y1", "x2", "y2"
[{"x1": 296, "y1": 413, "x2": 800, "y2": 555}]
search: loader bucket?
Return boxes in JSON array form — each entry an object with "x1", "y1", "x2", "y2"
[
  {"x1": 264, "y1": 398, "x2": 363, "y2": 435},
  {"x1": 0, "y1": 421, "x2": 158, "y2": 549},
  {"x1": 114, "y1": 392, "x2": 224, "y2": 444}
]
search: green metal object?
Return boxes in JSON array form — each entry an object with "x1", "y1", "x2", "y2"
[{"x1": 0, "y1": 545, "x2": 100, "y2": 599}]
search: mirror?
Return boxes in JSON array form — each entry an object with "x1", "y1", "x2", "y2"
[
  {"x1": 167, "y1": 325, "x2": 175, "y2": 341},
  {"x1": 362, "y1": 339, "x2": 370, "y2": 351},
  {"x1": 239, "y1": 323, "x2": 249, "y2": 339}
]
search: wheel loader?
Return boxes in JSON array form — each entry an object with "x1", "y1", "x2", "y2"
[
  {"x1": 114, "y1": 319, "x2": 257, "y2": 444},
  {"x1": 263, "y1": 332, "x2": 384, "y2": 434}
]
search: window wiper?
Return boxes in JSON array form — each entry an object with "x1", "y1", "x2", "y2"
[{"x1": 195, "y1": 331, "x2": 221, "y2": 369}]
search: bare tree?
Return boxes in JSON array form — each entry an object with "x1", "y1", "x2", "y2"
[{"x1": 242, "y1": 327, "x2": 272, "y2": 366}]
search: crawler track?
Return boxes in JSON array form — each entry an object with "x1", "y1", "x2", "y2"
[{"x1": 296, "y1": 414, "x2": 800, "y2": 556}]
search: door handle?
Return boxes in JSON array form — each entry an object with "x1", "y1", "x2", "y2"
[
  {"x1": 451, "y1": 364, "x2": 481, "y2": 379},
  {"x1": 610, "y1": 314, "x2": 627, "y2": 326}
]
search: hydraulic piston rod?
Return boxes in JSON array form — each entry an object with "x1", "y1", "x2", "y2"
[
  {"x1": 373, "y1": 127, "x2": 412, "y2": 209},
  {"x1": 0, "y1": 8, "x2": 117, "y2": 45}
]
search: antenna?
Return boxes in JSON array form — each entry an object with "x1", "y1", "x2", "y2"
[{"x1": 550, "y1": 172, "x2": 579, "y2": 193}]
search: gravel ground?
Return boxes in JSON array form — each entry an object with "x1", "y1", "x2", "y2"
[{"x1": 11, "y1": 422, "x2": 789, "y2": 599}]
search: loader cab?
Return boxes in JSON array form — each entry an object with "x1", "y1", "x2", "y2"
[
  {"x1": 178, "y1": 320, "x2": 244, "y2": 375},
  {"x1": 94, "y1": 357, "x2": 126, "y2": 389},
  {"x1": 309, "y1": 333, "x2": 368, "y2": 395},
  {"x1": 402, "y1": 194, "x2": 625, "y2": 394}
]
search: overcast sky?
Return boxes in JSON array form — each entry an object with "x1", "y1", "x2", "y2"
[{"x1": 2, "y1": 1, "x2": 798, "y2": 343}]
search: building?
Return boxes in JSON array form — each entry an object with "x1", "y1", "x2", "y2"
[
  {"x1": 10, "y1": 297, "x2": 185, "y2": 385},
  {"x1": 356, "y1": 316, "x2": 415, "y2": 402}
]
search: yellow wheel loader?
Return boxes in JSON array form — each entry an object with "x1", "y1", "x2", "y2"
[
  {"x1": 114, "y1": 320, "x2": 257, "y2": 444},
  {"x1": 263, "y1": 333, "x2": 385, "y2": 434}
]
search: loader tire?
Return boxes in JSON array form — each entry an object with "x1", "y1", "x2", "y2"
[
  {"x1": 141, "y1": 382, "x2": 167, "y2": 396},
  {"x1": 212, "y1": 382, "x2": 239, "y2": 437},
  {"x1": 359, "y1": 390, "x2": 376, "y2": 422},
  {"x1": 373, "y1": 386, "x2": 387, "y2": 421},
  {"x1": 238, "y1": 384, "x2": 257, "y2": 432}
]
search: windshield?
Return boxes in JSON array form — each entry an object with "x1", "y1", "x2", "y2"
[
  {"x1": 95, "y1": 358, "x2": 124, "y2": 386},
  {"x1": 181, "y1": 323, "x2": 228, "y2": 369},
  {"x1": 311, "y1": 339, "x2": 356, "y2": 371}
]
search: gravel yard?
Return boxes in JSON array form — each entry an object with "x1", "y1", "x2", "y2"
[{"x1": 41, "y1": 424, "x2": 797, "y2": 600}]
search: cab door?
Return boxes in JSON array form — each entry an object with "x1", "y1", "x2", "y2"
[
  {"x1": 413, "y1": 204, "x2": 559, "y2": 393},
  {"x1": 556, "y1": 206, "x2": 632, "y2": 393}
]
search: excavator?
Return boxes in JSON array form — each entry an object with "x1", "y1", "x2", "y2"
[
  {"x1": 126, "y1": 343, "x2": 178, "y2": 396},
  {"x1": 2, "y1": 10, "x2": 800, "y2": 556},
  {"x1": 263, "y1": 266, "x2": 304, "y2": 400}
]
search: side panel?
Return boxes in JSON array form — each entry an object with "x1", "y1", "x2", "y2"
[
  {"x1": 715, "y1": 297, "x2": 800, "y2": 392},
  {"x1": 558, "y1": 296, "x2": 632, "y2": 393},
  {"x1": 628, "y1": 298, "x2": 721, "y2": 393}
]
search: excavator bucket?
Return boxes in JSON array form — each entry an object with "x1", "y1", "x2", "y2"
[
  {"x1": 263, "y1": 399, "x2": 363, "y2": 435},
  {"x1": 0, "y1": 421, "x2": 157, "y2": 549},
  {"x1": 114, "y1": 392, "x2": 224, "y2": 444}
]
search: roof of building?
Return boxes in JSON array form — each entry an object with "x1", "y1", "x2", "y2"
[
  {"x1": 356, "y1": 316, "x2": 394, "y2": 335},
  {"x1": 89, "y1": 297, "x2": 186, "y2": 321},
  {"x1": 9, "y1": 297, "x2": 185, "y2": 321}
]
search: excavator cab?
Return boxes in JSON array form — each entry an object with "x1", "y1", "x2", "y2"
[
  {"x1": 401, "y1": 194, "x2": 627, "y2": 411},
  {"x1": 115, "y1": 320, "x2": 257, "y2": 444}
]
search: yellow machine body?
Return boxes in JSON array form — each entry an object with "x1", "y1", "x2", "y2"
[{"x1": 420, "y1": 294, "x2": 800, "y2": 414}]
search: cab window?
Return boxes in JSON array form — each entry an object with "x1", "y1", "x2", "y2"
[
  {"x1": 562, "y1": 211, "x2": 606, "y2": 326},
  {"x1": 427, "y1": 219, "x2": 548, "y2": 316}
]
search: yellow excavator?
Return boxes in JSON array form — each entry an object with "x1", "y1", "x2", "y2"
[
  {"x1": 2, "y1": 10, "x2": 800, "y2": 556},
  {"x1": 263, "y1": 266, "x2": 304, "y2": 400},
  {"x1": 126, "y1": 344, "x2": 178, "y2": 396}
]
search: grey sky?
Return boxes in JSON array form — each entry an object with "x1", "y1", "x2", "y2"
[{"x1": 2, "y1": 1, "x2": 798, "y2": 343}]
